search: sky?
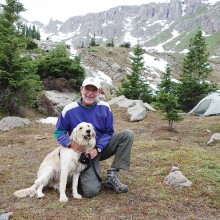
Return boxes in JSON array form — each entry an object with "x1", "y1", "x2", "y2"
[
  {"x1": 1, "y1": 0, "x2": 218, "y2": 24},
  {"x1": 0, "y1": 0, "x2": 218, "y2": 24},
  {"x1": 0, "y1": 0, "x2": 170, "y2": 24}
]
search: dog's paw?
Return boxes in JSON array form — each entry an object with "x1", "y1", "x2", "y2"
[
  {"x1": 73, "y1": 193, "x2": 82, "y2": 199},
  {"x1": 59, "y1": 196, "x2": 68, "y2": 203},
  {"x1": 37, "y1": 193, "x2": 45, "y2": 198}
]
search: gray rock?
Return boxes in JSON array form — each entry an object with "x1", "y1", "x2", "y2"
[
  {"x1": 127, "y1": 100, "x2": 147, "y2": 122},
  {"x1": 0, "y1": 212, "x2": 13, "y2": 220},
  {"x1": 164, "y1": 166, "x2": 192, "y2": 187},
  {"x1": 108, "y1": 95, "x2": 127, "y2": 106},
  {"x1": 37, "y1": 90, "x2": 77, "y2": 116},
  {"x1": 111, "y1": 63, "x2": 123, "y2": 72},
  {"x1": 207, "y1": 133, "x2": 220, "y2": 145},
  {"x1": 100, "y1": 81, "x2": 112, "y2": 100},
  {"x1": 0, "y1": 117, "x2": 31, "y2": 131},
  {"x1": 144, "y1": 103, "x2": 156, "y2": 112},
  {"x1": 108, "y1": 96, "x2": 150, "y2": 121}
]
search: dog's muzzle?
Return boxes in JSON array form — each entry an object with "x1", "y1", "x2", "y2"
[
  {"x1": 84, "y1": 134, "x2": 91, "y2": 139},
  {"x1": 84, "y1": 129, "x2": 92, "y2": 139}
]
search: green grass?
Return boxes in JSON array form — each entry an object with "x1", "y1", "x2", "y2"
[{"x1": 1, "y1": 107, "x2": 220, "y2": 219}]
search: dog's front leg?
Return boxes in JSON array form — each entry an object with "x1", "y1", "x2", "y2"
[
  {"x1": 72, "y1": 172, "x2": 82, "y2": 199},
  {"x1": 59, "y1": 168, "x2": 69, "y2": 202}
]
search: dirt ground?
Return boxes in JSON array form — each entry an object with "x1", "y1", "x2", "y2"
[{"x1": 0, "y1": 106, "x2": 220, "y2": 219}]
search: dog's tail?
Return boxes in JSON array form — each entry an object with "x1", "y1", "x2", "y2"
[{"x1": 14, "y1": 179, "x2": 41, "y2": 198}]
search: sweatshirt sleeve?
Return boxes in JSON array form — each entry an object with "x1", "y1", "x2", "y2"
[
  {"x1": 95, "y1": 108, "x2": 114, "y2": 151},
  {"x1": 54, "y1": 113, "x2": 71, "y2": 147}
]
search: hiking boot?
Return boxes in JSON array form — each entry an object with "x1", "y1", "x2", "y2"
[{"x1": 103, "y1": 168, "x2": 128, "y2": 193}]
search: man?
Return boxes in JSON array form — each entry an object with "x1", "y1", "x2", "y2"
[{"x1": 54, "y1": 77, "x2": 134, "y2": 198}]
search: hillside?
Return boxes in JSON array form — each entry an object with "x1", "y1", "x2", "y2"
[
  {"x1": 78, "y1": 46, "x2": 220, "y2": 89},
  {"x1": 0, "y1": 106, "x2": 220, "y2": 219}
]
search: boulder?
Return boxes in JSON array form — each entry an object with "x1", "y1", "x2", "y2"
[
  {"x1": 207, "y1": 133, "x2": 220, "y2": 145},
  {"x1": 0, "y1": 117, "x2": 31, "y2": 131},
  {"x1": 0, "y1": 212, "x2": 13, "y2": 220},
  {"x1": 164, "y1": 166, "x2": 192, "y2": 187},
  {"x1": 144, "y1": 103, "x2": 156, "y2": 112},
  {"x1": 111, "y1": 63, "x2": 123, "y2": 72},
  {"x1": 108, "y1": 95, "x2": 148, "y2": 122},
  {"x1": 108, "y1": 95, "x2": 127, "y2": 106},
  {"x1": 37, "y1": 90, "x2": 77, "y2": 116},
  {"x1": 100, "y1": 81, "x2": 112, "y2": 100},
  {"x1": 127, "y1": 100, "x2": 147, "y2": 122},
  {"x1": 108, "y1": 95, "x2": 136, "y2": 108}
]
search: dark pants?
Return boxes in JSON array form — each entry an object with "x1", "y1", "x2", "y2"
[{"x1": 79, "y1": 129, "x2": 134, "y2": 198}]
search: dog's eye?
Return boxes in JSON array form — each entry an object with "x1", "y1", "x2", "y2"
[{"x1": 79, "y1": 127, "x2": 82, "y2": 129}]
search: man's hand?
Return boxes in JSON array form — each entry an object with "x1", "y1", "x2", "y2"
[
  {"x1": 86, "y1": 148, "x2": 99, "y2": 159},
  {"x1": 68, "y1": 143, "x2": 85, "y2": 154}
]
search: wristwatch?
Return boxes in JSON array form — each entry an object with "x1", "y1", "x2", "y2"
[{"x1": 96, "y1": 147, "x2": 102, "y2": 153}]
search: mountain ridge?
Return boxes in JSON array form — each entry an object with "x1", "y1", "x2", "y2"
[
  {"x1": 2, "y1": 0, "x2": 219, "y2": 56},
  {"x1": 29, "y1": 0, "x2": 220, "y2": 56}
]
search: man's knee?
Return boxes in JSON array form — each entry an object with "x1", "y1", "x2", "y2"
[
  {"x1": 123, "y1": 129, "x2": 134, "y2": 141},
  {"x1": 81, "y1": 180, "x2": 101, "y2": 198}
]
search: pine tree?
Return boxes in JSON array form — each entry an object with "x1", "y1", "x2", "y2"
[
  {"x1": 177, "y1": 27, "x2": 216, "y2": 112},
  {"x1": 89, "y1": 33, "x2": 99, "y2": 46},
  {"x1": 158, "y1": 65, "x2": 173, "y2": 93},
  {"x1": 32, "y1": 25, "x2": 36, "y2": 39},
  {"x1": 156, "y1": 65, "x2": 183, "y2": 129},
  {"x1": 156, "y1": 90, "x2": 183, "y2": 129},
  {"x1": 117, "y1": 42, "x2": 153, "y2": 103},
  {"x1": 106, "y1": 38, "x2": 114, "y2": 47},
  {"x1": 20, "y1": 24, "x2": 41, "y2": 40},
  {"x1": 36, "y1": 29, "x2": 41, "y2": 40},
  {"x1": 182, "y1": 27, "x2": 211, "y2": 80},
  {"x1": 36, "y1": 44, "x2": 85, "y2": 87},
  {"x1": 0, "y1": 0, "x2": 42, "y2": 114}
]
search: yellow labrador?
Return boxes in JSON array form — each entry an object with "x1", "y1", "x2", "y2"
[{"x1": 14, "y1": 122, "x2": 96, "y2": 202}]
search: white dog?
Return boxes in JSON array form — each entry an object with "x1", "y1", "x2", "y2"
[{"x1": 14, "y1": 122, "x2": 96, "y2": 202}]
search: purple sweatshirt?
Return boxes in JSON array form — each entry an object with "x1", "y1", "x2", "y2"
[{"x1": 54, "y1": 98, "x2": 114, "y2": 152}]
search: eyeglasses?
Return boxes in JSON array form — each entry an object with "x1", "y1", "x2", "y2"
[{"x1": 83, "y1": 86, "x2": 99, "y2": 93}]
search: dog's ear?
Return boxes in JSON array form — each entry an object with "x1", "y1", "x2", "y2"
[
  {"x1": 89, "y1": 124, "x2": 96, "y2": 138},
  {"x1": 91, "y1": 129, "x2": 96, "y2": 149},
  {"x1": 70, "y1": 127, "x2": 77, "y2": 142},
  {"x1": 92, "y1": 129, "x2": 96, "y2": 138}
]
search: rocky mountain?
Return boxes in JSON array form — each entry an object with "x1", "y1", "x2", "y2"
[
  {"x1": 35, "y1": 0, "x2": 220, "y2": 56},
  {"x1": 1, "y1": 0, "x2": 220, "y2": 90}
]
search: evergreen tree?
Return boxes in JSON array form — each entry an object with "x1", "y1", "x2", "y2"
[
  {"x1": 120, "y1": 42, "x2": 131, "y2": 48},
  {"x1": 36, "y1": 44, "x2": 85, "y2": 87},
  {"x1": 155, "y1": 90, "x2": 183, "y2": 129},
  {"x1": 157, "y1": 65, "x2": 173, "y2": 93},
  {"x1": 177, "y1": 27, "x2": 216, "y2": 112},
  {"x1": 156, "y1": 65, "x2": 183, "y2": 129},
  {"x1": 32, "y1": 25, "x2": 36, "y2": 39},
  {"x1": 0, "y1": 0, "x2": 42, "y2": 114},
  {"x1": 20, "y1": 24, "x2": 41, "y2": 40},
  {"x1": 106, "y1": 38, "x2": 114, "y2": 47},
  {"x1": 26, "y1": 39, "x2": 38, "y2": 50},
  {"x1": 182, "y1": 27, "x2": 211, "y2": 80},
  {"x1": 36, "y1": 30, "x2": 41, "y2": 40},
  {"x1": 117, "y1": 42, "x2": 153, "y2": 102},
  {"x1": 89, "y1": 33, "x2": 99, "y2": 47},
  {"x1": 21, "y1": 24, "x2": 26, "y2": 37}
]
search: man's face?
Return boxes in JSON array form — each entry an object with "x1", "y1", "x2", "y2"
[{"x1": 80, "y1": 85, "x2": 99, "y2": 106}]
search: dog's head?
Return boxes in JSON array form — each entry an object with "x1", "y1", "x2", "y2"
[{"x1": 70, "y1": 122, "x2": 96, "y2": 149}]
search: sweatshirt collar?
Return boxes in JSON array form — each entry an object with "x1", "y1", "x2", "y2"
[{"x1": 77, "y1": 97, "x2": 100, "y2": 108}]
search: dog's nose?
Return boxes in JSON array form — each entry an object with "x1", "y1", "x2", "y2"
[{"x1": 86, "y1": 129, "x2": 91, "y2": 134}]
